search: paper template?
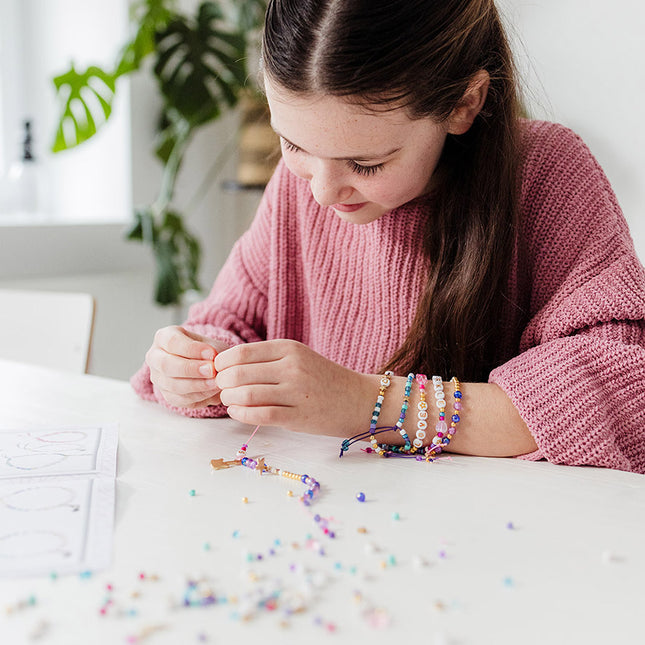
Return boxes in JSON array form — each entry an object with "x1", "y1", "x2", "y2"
[{"x1": 0, "y1": 424, "x2": 118, "y2": 577}]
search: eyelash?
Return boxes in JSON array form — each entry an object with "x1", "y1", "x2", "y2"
[{"x1": 281, "y1": 139, "x2": 385, "y2": 177}]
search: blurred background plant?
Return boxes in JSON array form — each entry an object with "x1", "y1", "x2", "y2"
[{"x1": 51, "y1": 0, "x2": 270, "y2": 305}]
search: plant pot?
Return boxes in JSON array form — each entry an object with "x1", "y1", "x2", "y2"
[{"x1": 236, "y1": 92, "x2": 281, "y2": 187}]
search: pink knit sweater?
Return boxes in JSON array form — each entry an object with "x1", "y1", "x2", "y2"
[{"x1": 132, "y1": 120, "x2": 645, "y2": 474}]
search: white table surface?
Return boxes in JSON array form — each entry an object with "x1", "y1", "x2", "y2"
[{"x1": 0, "y1": 358, "x2": 643, "y2": 645}]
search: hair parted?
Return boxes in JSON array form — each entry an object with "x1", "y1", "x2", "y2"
[{"x1": 263, "y1": 0, "x2": 524, "y2": 381}]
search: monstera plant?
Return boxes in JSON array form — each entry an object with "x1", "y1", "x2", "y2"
[{"x1": 52, "y1": 0, "x2": 268, "y2": 305}]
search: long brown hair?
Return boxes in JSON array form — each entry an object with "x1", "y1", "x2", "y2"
[{"x1": 263, "y1": 0, "x2": 523, "y2": 381}]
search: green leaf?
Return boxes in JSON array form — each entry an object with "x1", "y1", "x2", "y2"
[
  {"x1": 154, "y1": 237, "x2": 183, "y2": 305},
  {"x1": 154, "y1": 107, "x2": 192, "y2": 166},
  {"x1": 153, "y1": 1, "x2": 248, "y2": 127},
  {"x1": 51, "y1": 65, "x2": 117, "y2": 152},
  {"x1": 127, "y1": 206, "x2": 202, "y2": 306},
  {"x1": 115, "y1": 0, "x2": 177, "y2": 76}
]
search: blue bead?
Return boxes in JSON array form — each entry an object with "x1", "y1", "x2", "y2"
[
  {"x1": 356, "y1": 492, "x2": 366, "y2": 502},
  {"x1": 452, "y1": 414, "x2": 460, "y2": 423},
  {"x1": 454, "y1": 391, "x2": 462, "y2": 399}
]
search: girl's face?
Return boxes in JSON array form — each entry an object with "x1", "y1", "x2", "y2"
[{"x1": 265, "y1": 77, "x2": 449, "y2": 224}]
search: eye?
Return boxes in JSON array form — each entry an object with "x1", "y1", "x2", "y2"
[
  {"x1": 347, "y1": 161, "x2": 385, "y2": 176},
  {"x1": 281, "y1": 138, "x2": 301, "y2": 153}
]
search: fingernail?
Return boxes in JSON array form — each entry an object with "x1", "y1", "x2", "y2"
[
  {"x1": 199, "y1": 363, "x2": 214, "y2": 377},
  {"x1": 201, "y1": 349, "x2": 214, "y2": 360}
]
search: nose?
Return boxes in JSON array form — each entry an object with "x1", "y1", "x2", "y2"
[{"x1": 309, "y1": 162, "x2": 353, "y2": 207}]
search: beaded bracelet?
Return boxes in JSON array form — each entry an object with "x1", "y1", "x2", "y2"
[
  {"x1": 413, "y1": 374, "x2": 428, "y2": 450},
  {"x1": 368, "y1": 371, "x2": 394, "y2": 456},
  {"x1": 425, "y1": 376, "x2": 462, "y2": 461},
  {"x1": 387, "y1": 372, "x2": 414, "y2": 454}
]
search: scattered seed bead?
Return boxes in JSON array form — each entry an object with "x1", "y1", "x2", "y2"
[{"x1": 356, "y1": 492, "x2": 366, "y2": 502}]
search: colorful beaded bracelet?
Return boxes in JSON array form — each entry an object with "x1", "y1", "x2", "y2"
[
  {"x1": 425, "y1": 376, "x2": 462, "y2": 461},
  {"x1": 413, "y1": 374, "x2": 428, "y2": 450},
  {"x1": 387, "y1": 372, "x2": 414, "y2": 454},
  {"x1": 368, "y1": 371, "x2": 394, "y2": 456}
]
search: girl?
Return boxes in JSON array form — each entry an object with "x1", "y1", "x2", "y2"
[{"x1": 133, "y1": 0, "x2": 645, "y2": 473}]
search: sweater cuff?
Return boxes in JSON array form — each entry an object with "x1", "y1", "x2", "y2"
[
  {"x1": 129, "y1": 363, "x2": 228, "y2": 418},
  {"x1": 489, "y1": 337, "x2": 638, "y2": 472}
]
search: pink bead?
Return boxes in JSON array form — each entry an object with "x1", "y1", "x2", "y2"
[
  {"x1": 436, "y1": 421, "x2": 448, "y2": 433},
  {"x1": 454, "y1": 401, "x2": 462, "y2": 410}
]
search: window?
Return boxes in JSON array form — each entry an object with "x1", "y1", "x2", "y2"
[{"x1": 0, "y1": 0, "x2": 131, "y2": 224}]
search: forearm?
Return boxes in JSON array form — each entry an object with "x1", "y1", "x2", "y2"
[{"x1": 351, "y1": 374, "x2": 537, "y2": 457}]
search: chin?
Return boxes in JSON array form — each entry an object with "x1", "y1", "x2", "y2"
[{"x1": 333, "y1": 204, "x2": 386, "y2": 225}]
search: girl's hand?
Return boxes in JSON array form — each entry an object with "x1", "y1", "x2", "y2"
[
  {"x1": 145, "y1": 325, "x2": 229, "y2": 409},
  {"x1": 214, "y1": 339, "x2": 374, "y2": 436}
]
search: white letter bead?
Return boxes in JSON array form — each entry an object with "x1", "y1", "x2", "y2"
[
  {"x1": 413, "y1": 438, "x2": 424, "y2": 448},
  {"x1": 418, "y1": 410, "x2": 428, "y2": 419},
  {"x1": 434, "y1": 390, "x2": 445, "y2": 399},
  {"x1": 436, "y1": 399, "x2": 446, "y2": 408},
  {"x1": 380, "y1": 377, "x2": 391, "y2": 387},
  {"x1": 432, "y1": 375, "x2": 442, "y2": 385},
  {"x1": 416, "y1": 429, "x2": 426, "y2": 439},
  {"x1": 416, "y1": 420, "x2": 427, "y2": 431},
  {"x1": 418, "y1": 401, "x2": 428, "y2": 410}
]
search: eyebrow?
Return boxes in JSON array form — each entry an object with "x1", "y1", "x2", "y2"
[{"x1": 272, "y1": 126, "x2": 401, "y2": 162}]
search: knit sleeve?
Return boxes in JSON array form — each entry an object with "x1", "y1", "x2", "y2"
[
  {"x1": 489, "y1": 122, "x2": 645, "y2": 473},
  {"x1": 130, "y1": 161, "x2": 284, "y2": 417}
]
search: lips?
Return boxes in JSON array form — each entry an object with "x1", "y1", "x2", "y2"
[{"x1": 331, "y1": 202, "x2": 367, "y2": 213}]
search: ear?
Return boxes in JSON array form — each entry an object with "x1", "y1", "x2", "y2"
[{"x1": 446, "y1": 70, "x2": 490, "y2": 135}]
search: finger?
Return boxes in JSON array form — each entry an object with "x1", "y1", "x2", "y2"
[
  {"x1": 214, "y1": 339, "x2": 292, "y2": 371},
  {"x1": 155, "y1": 325, "x2": 217, "y2": 361},
  {"x1": 150, "y1": 370, "x2": 219, "y2": 395},
  {"x1": 159, "y1": 388, "x2": 222, "y2": 409},
  {"x1": 219, "y1": 384, "x2": 292, "y2": 408},
  {"x1": 215, "y1": 361, "x2": 281, "y2": 389},
  {"x1": 148, "y1": 346, "x2": 217, "y2": 379},
  {"x1": 226, "y1": 404, "x2": 292, "y2": 427}
]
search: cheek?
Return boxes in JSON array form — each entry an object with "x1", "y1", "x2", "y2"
[
  {"x1": 367, "y1": 172, "x2": 429, "y2": 207},
  {"x1": 281, "y1": 151, "x2": 310, "y2": 181}
]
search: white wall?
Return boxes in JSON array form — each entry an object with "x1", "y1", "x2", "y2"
[
  {"x1": 499, "y1": 0, "x2": 645, "y2": 258},
  {"x1": 1, "y1": 0, "x2": 643, "y2": 381}
]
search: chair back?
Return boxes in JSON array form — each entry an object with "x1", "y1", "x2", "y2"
[{"x1": 0, "y1": 289, "x2": 95, "y2": 373}]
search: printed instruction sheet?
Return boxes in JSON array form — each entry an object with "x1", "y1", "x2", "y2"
[{"x1": 0, "y1": 424, "x2": 118, "y2": 577}]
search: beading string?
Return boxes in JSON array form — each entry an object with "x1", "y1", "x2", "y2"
[{"x1": 339, "y1": 426, "x2": 398, "y2": 457}]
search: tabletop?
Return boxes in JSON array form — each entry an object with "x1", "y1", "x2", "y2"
[{"x1": 0, "y1": 358, "x2": 643, "y2": 645}]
